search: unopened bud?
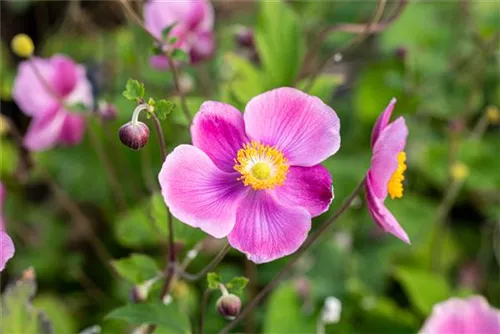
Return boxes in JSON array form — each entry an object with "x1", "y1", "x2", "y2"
[
  {"x1": 486, "y1": 105, "x2": 500, "y2": 125},
  {"x1": 97, "y1": 101, "x2": 117, "y2": 121},
  {"x1": 216, "y1": 294, "x2": 241, "y2": 320},
  {"x1": 235, "y1": 27, "x2": 254, "y2": 48},
  {"x1": 394, "y1": 46, "x2": 407, "y2": 61},
  {"x1": 450, "y1": 162, "x2": 469, "y2": 182},
  {"x1": 119, "y1": 121, "x2": 150, "y2": 150},
  {"x1": 11, "y1": 34, "x2": 34, "y2": 58}
]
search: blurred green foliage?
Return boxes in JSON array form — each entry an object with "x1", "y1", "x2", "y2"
[{"x1": 1, "y1": 0, "x2": 499, "y2": 333}]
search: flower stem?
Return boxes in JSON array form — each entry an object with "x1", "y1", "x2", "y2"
[
  {"x1": 150, "y1": 113, "x2": 167, "y2": 160},
  {"x1": 118, "y1": 0, "x2": 192, "y2": 125},
  {"x1": 198, "y1": 289, "x2": 213, "y2": 334},
  {"x1": 218, "y1": 178, "x2": 366, "y2": 334},
  {"x1": 179, "y1": 243, "x2": 231, "y2": 281}
]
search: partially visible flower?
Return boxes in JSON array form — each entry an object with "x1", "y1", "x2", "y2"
[
  {"x1": 421, "y1": 296, "x2": 500, "y2": 334},
  {"x1": 13, "y1": 55, "x2": 93, "y2": 151},
  {"x1": 459, "y1": 261, "x2": 483, "y2": 291},
  {"x1": 144, "y1": 0, "x2": 214, "y2": 69},
  {"x1": 0, "y1": 183, "x2": 15, "y2": 271},
  {"x1": 159, "y1": 87, "x2": 340, "y2": 263},
  {"x1": 97, "y1": 101, "x2": 117, "y2": 121},
  {"x1": 366, "y1": 98, "x2": 410, "y2": 243},
  {"x1": 216, "y1": 294, "x2": 241, "y2": 320},
  {"x1": 11, "y1": 34, "x2": 34, "y2": 58}
]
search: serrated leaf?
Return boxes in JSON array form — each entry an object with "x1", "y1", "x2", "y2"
[
  {"x1": 168, "y1": 36, "x2": 179, "y2": 45},
  {"x1": 155, "y1": 99, "x2": 175, "y2": 120},
  {"x1": 150, "y1": 45, "x2": 163, "y2": 56},
  {"x1": 122, "y1": 79, "x2": 145, "y2": 101},
  {"x1": 0, "y1": 268, "x2": 54, "y2": 334},
  {"x1": 226, "y1": 277, "x2": 249, "y2": 296},
  {"x1": 106, "y1": 303, "x2": 189, "y2": 334},
  {"x1": 171, "y1": 48, "x2": 189, "y2": 62},
  {"x1": 161, "y1": 22, "x2": 177, "y2": 41},
  {"x1": 207, "y1": 272, "x2": 222, "y2": 290},
  {"x1": 111, "y1": 254, "x2": 160, "y2": 284}
]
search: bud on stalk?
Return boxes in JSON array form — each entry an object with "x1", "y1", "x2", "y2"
[{"x1": 119, "y1": 103, "x2": 150, "y2": 150}]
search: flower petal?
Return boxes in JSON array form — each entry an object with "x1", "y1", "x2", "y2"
[
  {"x1": 159, "y1": 145, "x2": 245, "y2": 238},
  {"x1": 51, "y1": 55, "x2": 78, "y2": 97},
  {"x1": 58, "y1": 113, "x2": 86, "y2": 145},
  {"x1": 368, "y1": 117, "x2": 408, "y2": 199},
  {"x1": 13, "y1": 58, "x2": 58, "y2": 118},
  {"x1": 228, "y1": 191, "x2": 311, "y2": 263},
  {"x1": 190, "y1": 31, "x2": 214, "y2": 63},
  {"x1": 371, "y1": 98, "x2": 396, "y2": 148},
  {"x1": 273, "y1": 165, "x2": 333, "y2": 217},
  {"x1": 191, "y1": 101, "x2": 249, "y2": 172},
  {"x1": 24, "y1": 106, "x2": 66, "y2": 151},
  {"x1": 365, "y1": 177, "x2": 410, "y2": 244},
  {"x1": 244, "y1": 87, "x2": 340, "y2": 166},
  {"x1": 0, "y1": 231, "x2": 15, "y2": 272}
]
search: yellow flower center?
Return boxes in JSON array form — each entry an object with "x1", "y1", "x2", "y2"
[
  {"x1": 234, "y1": 141, "x2": 289, "y2": 190},
  {"x1": 11, "y1": 34, "x2": 34, "y2": 58},
  {"x1": 387, "y1": 151, "x2": 407, "y2": 199}
]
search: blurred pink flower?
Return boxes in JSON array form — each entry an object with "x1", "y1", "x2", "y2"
[
  {"x1": 0, "y1": 183, "x2": 15, "y2": 271},
  {"x1": 144, "y1": 0, "x2": 215, "y2": 69},
  {"x1": 421, "y1": 296, "x2": 500, "y2": 334},
  {"x1": 159, "y1": 88, "x2": 340, "y2": 263},
  {"x1": 13, "y1": 55, "x2": 93, "y2": 151},
  {"x1": 366, "y1": 98, "x2": 410, "y2": 243}
]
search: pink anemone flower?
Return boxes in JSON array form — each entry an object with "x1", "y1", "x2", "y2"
[
  {"x1": 421, "y1": 296, "x2": 500, "y2": 334},
  {"x1": 159, "y1": 88, "x2": 340, "y2": 263},
  {"x1": 366, "y1": 98, "x2": 410, "y2": 243},
  {"x1": 144, "y1": 0, "x2": 215, "y2": 69},
  {"x1": 0, "y1": 183, "x2": 15, "y2": 272},
  {"x1": 13, "y1": 55, "x2": 93, "y2": 151}
]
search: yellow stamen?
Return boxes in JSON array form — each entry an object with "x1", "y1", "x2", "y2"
[
  {"x1": 234, "y1": 141, "x2": 289, "y2": 190},
  {"x1": 11, "y1": 34, "x2": 34, "y2": 58},
  {"x1": 387, "y1": 151, "x2": 407, "y2": 199}
]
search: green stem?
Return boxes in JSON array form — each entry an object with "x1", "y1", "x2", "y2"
[{"x1": 179, "y1": 243, "x2": 231, "y2": 281}]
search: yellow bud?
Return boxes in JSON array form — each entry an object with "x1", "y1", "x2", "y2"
[
  {"x1": 0, "y1": 114, "x2": 10, "y2": 136},
  {"x1": 486, "y1": 105, "x2": 500, "y2": 125},
  {"x1": 11, "y1": 34, "x2": 34, "y2": 58},
  {"x1": 450, "y1": 162, "x2": 469, "y2": 182}
]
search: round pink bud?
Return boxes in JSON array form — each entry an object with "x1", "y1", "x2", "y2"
[
  {"x1": 216, "y1": 294, "x2": 242, "y2": 320},
  {"x1": 98, "y1": 101, "x2": 118, "y2": 121},
  {"x1": 119, "y1": 121, "x2": 150, "y2": 150}
]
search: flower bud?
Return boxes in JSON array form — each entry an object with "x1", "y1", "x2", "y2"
[
  {"x1": 235, "y1": 27, "x2": 254, "y2": 48},
  {"x1": 119, "y1": 121, "x2": 150, "y2": 150},
  {"x1": 216, "y1": 294, "x2": 241, "y2": 320},
  {"x1": 394, "y1": 46, "x2": 407, "y2": 61},
  {"x1": 11, "y1": 34, "x2": 34, "y2": 58},
  {"x1": 97, "y1": 101, "x2": 117, "y2": 121}
]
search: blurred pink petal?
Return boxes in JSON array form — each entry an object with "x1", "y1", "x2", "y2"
[
  {"x1": 244, "y1": 87, "x2": 340, "y2": 167},
  {"x1": 421, "y1": 296, "x2": 500, "y2": 334},
  {"x1": 228, "y1": 191, "x2": 311, "y2": 264},
  {"x1": 0, "y1": 231, "x2": 14, "y2": 272}
]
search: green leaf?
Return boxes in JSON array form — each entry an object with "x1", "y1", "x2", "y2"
[
  {"x1": 255, "y1": 0, "x2": 305, "y2": 88},
  {"x1": 224, "y1": 53, "x2": 266, "y2": 106},
  {"x1": 0, "y1": 268, "x2": 53, "y2": 334},
  {"x1": 394, "y1": 267, "x2": 452, "y2": 315},
  {"x1": 161, "y1": 22, "x2": 177, "y2": 41},
  {"x1": 123, "y1": 79, "x2": 145, "y2": 101},
  {"x1": 226, "y1": 277, "x2": 249, "y2": 296},
  {"x1": 33, "y1": 295, "x2": 77, "y2": 334},
  {"x1": 297, "y1": 74, "x2": 345, "y2": 103},
  {"x1": 68, "y1": 102, "x2": 89, "y2": 113},
  {"x1": 106, "y1": 303, "x2": 190, "y2": 334},
  {"x1": 171, "y1": 48, "x2": 189, "y2": 62},
  {"x1": 111, "y1": 254, "x2": 160, "y2": 284},
  {"x1": 207, "y1": 272, "x2": 222, "y2": 290},
  {"x1": 155, "y1": 99, "x2": 176, "y2": 120},
  {"x1": 263, "y1": 282, "x2": 315, "y2": 333},
  {"x1": 168, "y1": 36, "x2": 179, "y2": 45}
]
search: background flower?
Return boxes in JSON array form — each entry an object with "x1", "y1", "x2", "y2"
[
  {"x1": 421, "y1": 296, "x2": 500, "y2": 334},
  {"x1": 0, "y1": 183, "x2": 15, "y2": 272},
  {"x1": 144, "y1": 0, "x2": 215, "y2": 68},
  {"x1": 159, "y1": 87, "x2": 340, "y2": 263},
  {"x1": 13, "y1": 55, "x2": 93, "y2": 151}
]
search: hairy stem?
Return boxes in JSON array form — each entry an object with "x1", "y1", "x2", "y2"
[{"x1": 219, "y1": 178, "x2": 366, "y2": 334}]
